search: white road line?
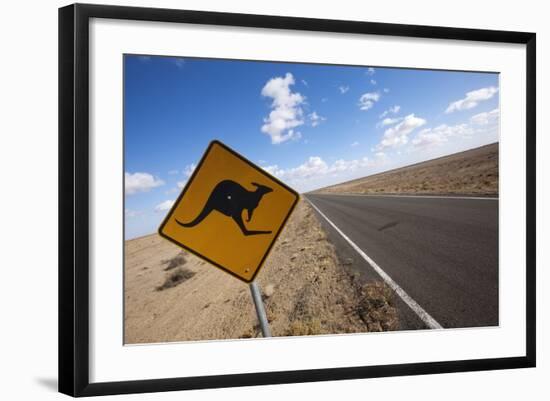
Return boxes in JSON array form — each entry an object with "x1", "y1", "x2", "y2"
[
  {"x1": 305, "y1": 197, "x2": 444, "y2": 330},
  {"x1": 311, "y1": 193, "x2": 498, "y2": 201}
]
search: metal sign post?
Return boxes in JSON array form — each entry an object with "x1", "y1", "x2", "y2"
[{"x1": 249, "y1": 281, "x2": 271, "y2": 337}]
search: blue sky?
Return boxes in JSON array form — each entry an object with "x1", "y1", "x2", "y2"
[{"x1": 124, "y1": 55, "x2": 499, "y2": 239}]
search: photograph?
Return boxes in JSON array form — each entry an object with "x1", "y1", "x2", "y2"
[{"x1": 123, "y1": 54, "x2": 499, "y2": 344}]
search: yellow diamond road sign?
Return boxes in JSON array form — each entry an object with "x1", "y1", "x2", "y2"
[{"x1": 158, "y1": 141, "x2": 299, "y2": 283}]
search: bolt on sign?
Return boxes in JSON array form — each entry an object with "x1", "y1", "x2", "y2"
[{"x1": 159, "y1": 141, "x2": 299, "y2": 283}]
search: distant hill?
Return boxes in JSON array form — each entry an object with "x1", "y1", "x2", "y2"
[{"x1": 313, "y1": 143, "x2": 498, "y2": 196}]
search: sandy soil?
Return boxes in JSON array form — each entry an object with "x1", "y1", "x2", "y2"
[
  {"x1": 124, "y1": 200, "x2": 397, "y2": 344},
  {"x1": 314, "y1": 143, "x2": 498, "y2": 196}
]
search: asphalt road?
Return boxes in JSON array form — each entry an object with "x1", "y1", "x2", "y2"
[{"x1": 305, "y1": 194, "x2": 499, "y2": 329}]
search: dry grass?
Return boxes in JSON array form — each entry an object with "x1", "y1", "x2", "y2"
[
  {"x1": 284, "y1": 280, "x2": 398, "y2": 336},
  {"x1": 315, "y1": 143, "x2": 498, "y2": 196},
  {"x1": 156, "y1": 267, "x2": 195, "y2": 291},
  {"x1": 161, "y1": 252, "x2": 187, "y2": 271},
  {"x1": 355, "y1": 282, "x2": 399, "y2": 332},
  {"x1": 287, "y1": 318, "x2": 323, "y2": 336}
]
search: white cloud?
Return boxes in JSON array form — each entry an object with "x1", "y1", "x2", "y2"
[
  {"x1": 411, "y1": 130, "x2": 449, "y2": 149},
  {"x1": 168, "y1": 169, "x2": 179, "y2": 175},
  {"x1": 338, "y1": 85, "x2": 349, "y2": 94},
  {"x1": 309, "y1": 111, "x2": 326, "y2": 127},
  {"x1": 383, "y1": 88, "x2": 390, "y2": 93},
  {"x1": 173, "y1": 163, "x2": 197, "y2": 191},
  {"x1": 125, "y1": 209, "x2": 140, "y2": 218},
  {"x1": 125, "y1": 172, "x2": 164, "y2": 195},
  {"x1": 262, "y1": 164, "x2": 285, "y2": 177},
  {"x1": 284, "y1": 156, "x2": 329, "y2": 179},
  {"x1": 358, "y1": 92, "x2": 381, "y2": 111},
  {"x1": 351, "y1": 141, "x2": 360, "y2": 147},
  {"x1": 412, "y1": 123, "x2": 474, "y2": 149},
  {"x1": 183, "y1": 163, "x2": 196, "y2": 177},
  {"x1": 445, "y1": 86, "x2": 498, "y2": 113},
  {"x1": 262, "y1": 152, "x2": 394, "y2": 192},
  {"x1": 321, "y1": 97, "x2": 328, "y2": 103},
  {"x1": 330, "y1": 157, "x2": 371, "y2": 174},
  {"x1": 154, "y1": 200, "x2": 174, "y2": 213},
  {"x1": 370, "y1": 79, "x2": 377, "y2": 85},
  {"x1": 173, "y1": 58, "x2": 185, "y2": 69},
  {"x1": 301, "y1": 79, "x2": 308, "y2": 87},
  {"x1": 379, "y1": 105, "x2": 401, "y2": 118},
  {"x1": 261, "y1": 72, "x2": 305, "y2": 144},
  {"x1": 470, "y1": 108, "x2": 499, "y2": 125},
  {"x1": 264, "y1": 155, "x2": 372, "y2": 183},
  {"x1": 366, "y1": 67, "x2": 375, "y2": 75},
  {"x1": 410, "y1": 107, "x2": 499, "y2": 151},
  {"x1": 376, "y1": 114, "x2": 427, "y2": 150},
  {"x1": 378, "y1": 117, "x2": 402, "y2": 127}
]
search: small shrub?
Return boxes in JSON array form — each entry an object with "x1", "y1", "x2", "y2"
[
  {"x1": 356, "y1": 281, "x2": 399, "y2": 331},
  {"x1": 286, "y1": 318, "x2": 323, "y2": 336},
  {"x1": 156, "y1": 267, "x2": 195, "y2": 291},
  {"x1": 164, "y1": 253, "x2": 187, "y2": 271}
]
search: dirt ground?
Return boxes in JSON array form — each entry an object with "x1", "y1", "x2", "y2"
[
  {"x1": 124, "y1": 200, "x2": 397, "y2": 344},
  {"x1": 315, "y1": 143, "x2": 498, "y2": 196}
]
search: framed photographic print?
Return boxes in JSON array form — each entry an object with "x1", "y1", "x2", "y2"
[{"x1": 58, "y1": 3, "x2": 536, "y2": 397}]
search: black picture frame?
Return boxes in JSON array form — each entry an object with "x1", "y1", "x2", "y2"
[{"x1": 59, "y1": 3, "x2": 536, "y2": 397}]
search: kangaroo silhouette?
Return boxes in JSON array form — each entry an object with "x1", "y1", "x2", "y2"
[{"x1": 176, "y1": 180, "x2": 274, "y2": 236}]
